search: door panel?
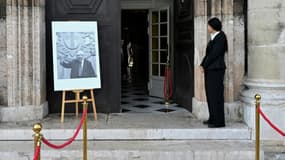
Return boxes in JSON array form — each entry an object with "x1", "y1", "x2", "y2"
[
  {"x1": 46, "y1": 0, "x2": 121, "y2": 113},
  {"x1": 149, "y1": 8, "x2": 170, "y2": 98},
  {"x1": 174, "y1": 0, "x2": 194, "y2": 111}
]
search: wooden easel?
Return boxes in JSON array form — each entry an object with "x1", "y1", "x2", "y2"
[{"x1": 61, "y1": 89, "x2": 97, "y2": 123}]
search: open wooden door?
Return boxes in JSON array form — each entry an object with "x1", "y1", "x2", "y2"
[
  {"x1": 46, "y1": 0, "x2": 121, "y2": 113},
  {"x1": 173, "y1": 0, "x2": 194, "y2": 111}
]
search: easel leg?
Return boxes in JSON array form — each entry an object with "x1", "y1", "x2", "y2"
[
  {"x1": 75, "y1": 91, "x2": 79, "y2": 117},
  {"x1": 90, "y1": 90, "x2": 97, "y2": 121},
  {"x1": 61, "y1": 91, "x2": 66, "y2": 123}
]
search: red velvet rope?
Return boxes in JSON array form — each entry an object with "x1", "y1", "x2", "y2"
[
  {"x1": 258, "y1": 107, "x2": 285, "y2": 136},
  {"x1": 33, "y1": 145, "x2": 41, "y2": 160},
  {"x1": 163, "y1": 66, "x2": 173, "y2": 101},
  {"x1": 42, "y1": 108, "x2": 88, "y2": 149}
]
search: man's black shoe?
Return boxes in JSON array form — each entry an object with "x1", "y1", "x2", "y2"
[{"x1": 208, "y1": 124, "x2": 225, "y2": 128}]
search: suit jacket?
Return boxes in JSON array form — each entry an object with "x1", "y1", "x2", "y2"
[
  {"x1": 201, "y1": 31, "x2": 227, "y2": 70},
  {"x1": 61, "y1": 59, "x2": 96, "y2": 79}
]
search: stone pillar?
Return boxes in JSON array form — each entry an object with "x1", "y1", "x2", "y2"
[
  {"x1": 241, "y1": 0, "x2": 285, "y2": 141},
  {"x1": 193, "y1": 0, "x2": 245, "y2": 121},
  {"x1": 0, "y1": 0, "x2": 48, "y2": 122}
]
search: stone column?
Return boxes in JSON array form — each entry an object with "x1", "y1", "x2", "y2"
[
  {"x1": 193, "y1": 0, "x2": 246, "y2": 121},
  {"x1": 241, "y1": 0, "x2": 285, "y2": 141},
  {"x1": 0, "y1": 0, "x2": 48, "y2": 122}
]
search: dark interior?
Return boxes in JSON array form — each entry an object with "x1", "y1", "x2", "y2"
[{"x1": 121, "y1": 10, "x2": 149, "y2": 85}]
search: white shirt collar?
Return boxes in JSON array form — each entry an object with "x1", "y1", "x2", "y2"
[{"x1": 210, "y1": 31, "x2": 220, "y2": 40}]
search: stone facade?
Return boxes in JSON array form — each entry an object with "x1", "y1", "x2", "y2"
[
  {"x1": 241, "y1": 0, "x2": 285, "y2": 141},
  {"x1": 0, "y1": 0, "x2": 284, "y2": 143},
  {"x1": 0, "y1": 0, "x2": 48, "y2": 122},
  {"x1": 0, "y1": 18, "x2": 7, "y2": 106}
]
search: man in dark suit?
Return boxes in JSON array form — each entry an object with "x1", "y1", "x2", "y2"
[
  {"x1": 200, "y1": 17, "x2": 228, "y2": 128},
  {"x1": 60, "y1": 51, "x2": 96, "y2": 79}
]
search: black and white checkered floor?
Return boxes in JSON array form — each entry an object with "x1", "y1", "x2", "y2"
[{"x1": 121, "y1": 83, "x2": 188, "y2": 113}]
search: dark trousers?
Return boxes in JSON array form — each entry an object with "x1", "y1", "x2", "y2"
[{"x1": 205, "y1": 69, "x2": 225, "y2": 125}]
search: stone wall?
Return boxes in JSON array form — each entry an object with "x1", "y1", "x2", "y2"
[
  {"x1": 0, "y1": 18, "x2": 7, "y2": 106},
  {"x1": 241, "y1": 0, "x2": 285, "y2": 141},
  {"x1": 0, "y1": 0, "x2": 48, "y2": 122}
]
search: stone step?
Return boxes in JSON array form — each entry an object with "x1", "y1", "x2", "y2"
[
  {"x1": 0, "y1": 127, "x2": 251, "y2": 141},
  {"x1": 0, "y1": 112, "x2": 252, "y2": 140},
  {"x1": 0, "y1": 140, "x2": 263, "y2": 160}
]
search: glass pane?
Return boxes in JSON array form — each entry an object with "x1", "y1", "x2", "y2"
[
  {"x1": 152, "y1": 64, "x2": 159, "y2": 76},
  {"x1": 152, "y1": 51, "x2": 158, "y2": 63},
  {"x1": 160, "y1": 24, "x2": 167, "y2": 36},
  {"x1": 152, "y1": 11, "x2": 159, "y2": 23},
  {"x1": 160, "y1": 64, "x2": 166, "y2": 77},
  {"x1": 160, "y1": 51, "x2": 168, "y2": 63},
  {"x1": 152, "y1": 24, "x2": 158, "y2": 36},
  {"x1": 152, "y1": 38, "x2": 158, "y2": 49},
  {"x1": 160, "y1": 37, "x2": 168, "y2": 49},
  {"x1": 160, "y1": 10, "x2": 167, "y2": 22}
]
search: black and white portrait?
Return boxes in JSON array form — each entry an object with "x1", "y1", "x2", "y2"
[
  {"x1": 56, "y1": 32, "x2": 97, "y2": 79},
  {"x1": 52, "y1": 21, "x2": 101, "y2": 91}
]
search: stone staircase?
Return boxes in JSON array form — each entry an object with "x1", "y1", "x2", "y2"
[
  {"x1": 0, "y1": 112, "x2": 263, "y2": 160},
  {"x1": 0, "y1": 140, "x2": 261, "y2": 160}
]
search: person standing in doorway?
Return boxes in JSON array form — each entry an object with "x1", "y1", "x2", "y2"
[
  {"x1": 200, "y1": 17, "x2": 228, "y2": 128},
  {"x1": 126, "y1": 40, "x2": 134, "y2": 82},
  {"x1": 122, "y1": 28, "x2": 131, "y2": 81}
]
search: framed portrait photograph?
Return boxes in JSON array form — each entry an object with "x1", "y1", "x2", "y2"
[{"x1": 52, "y1": 21, "x2": 101, "y2": 91}]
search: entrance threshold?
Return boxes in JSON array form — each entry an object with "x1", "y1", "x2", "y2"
[{"x1": 121, "y1": 82, "x2": 186, "y2": 113}]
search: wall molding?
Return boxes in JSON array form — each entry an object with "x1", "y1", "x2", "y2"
[{"x1": 121, "y1": 0, "x2": 153, "y2": 9}]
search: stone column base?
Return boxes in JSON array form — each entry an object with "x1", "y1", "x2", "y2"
[
  {"x1": 0, "y1": 102, "x2": 48, "y2": 122},
  {"x1": 241, "y1": 80, "x2": 285, "y2": 141},
  {"x1": 192, "y1": 97, "x2": 243, "y2": 122}
]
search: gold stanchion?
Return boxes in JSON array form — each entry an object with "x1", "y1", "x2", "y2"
[
  {"x1": 83, "y1": 96, "x2": 88, "y2": 160},
  {"x1": 255, "y1": 94, "x2": 261, "y2": 160},
  {"x1": 165, "y1": 100, "x2": 169, "y2": 113},
  {"x1": 33, "y1": 123, "x2": 42, "y2": 160},
  {"x1": 165, "y1": 101, "x2": 170, "y2": 105}
]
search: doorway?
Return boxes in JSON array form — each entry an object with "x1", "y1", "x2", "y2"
[
  {"x1": 121, "y1": 10, "x2": 149, "y2": 85},
  {"x1": 120, "y1": 9, "x2": 187, "y2": 113},
  {"x1": 121, "y1": 10, "x2": 151, "y2": 113}
]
